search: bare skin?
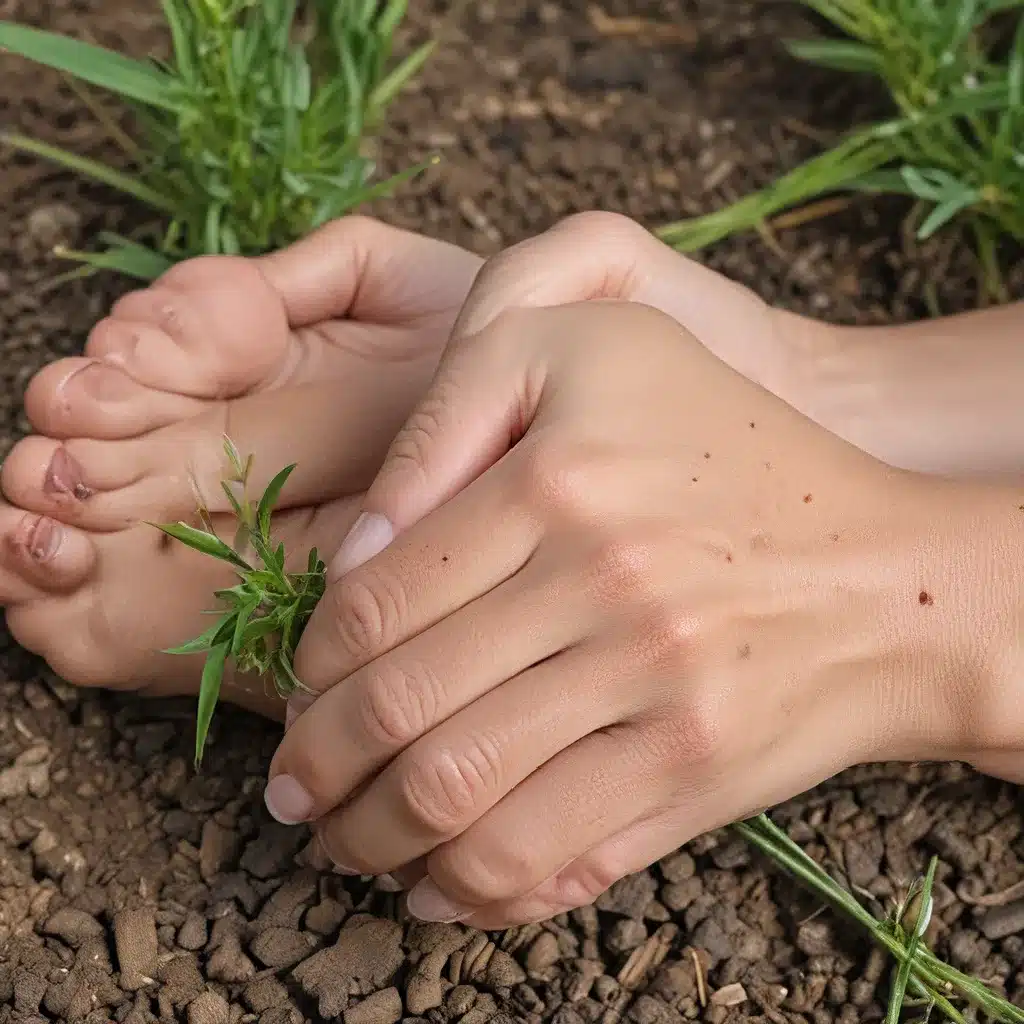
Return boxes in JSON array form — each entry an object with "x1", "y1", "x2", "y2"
[
  {"x1": 2, "y1": 212, "x2": 1023, "y2": 927},
  {"x1": 0, "y1": 217, "x2": 480, "y2": 715}
]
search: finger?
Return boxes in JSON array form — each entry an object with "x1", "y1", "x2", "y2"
[
  {"x1": 309, "y1": 630, "x2": 649, "y2": 874},
  {"x1": 271, "y1": 549, "x2": 592, "y2": 825},
  {"x1": 395, "y1": 722, "x2": 674, "y2": 923},
  {"x1": 291, "y1": 442, "x2": 541, "y2": 694},
  {"x1": 459, "y1": 707, "x2": 861, "y2": 930},
  {"x1": 447, "y1": 211, "x2": 672, "y2": 340},
  {"x1": 256, "y1": 216, "x2": 482, "y2": 328}
]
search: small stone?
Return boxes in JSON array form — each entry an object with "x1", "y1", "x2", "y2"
[
  {"x1": 710, "y1": 983, "x2": 747, "y2": 1008},
  {"x1": 525, "y1": 932, "x2": 561, "y2": 972},
  {"x1": 344, "y1": 987, "x2": 403, "y2": 1024},
  {"x1": 178, "y1": 912, "x2": 208, "y2": 951},
  {"x1": 606, "y1": 919, "x2": 647, "y2": 955},
  {"x1": 250, "y1": 927, "x2": 315, "y2": 969},
  {"x1": 243, "y1": 975, "x2": 290, "y2": 1013},
  {"x1": 187, "y1": 990, "x2": 230, "y2": 1024},
  {"x1": 980, "y1": 899, "x2": 1024, "y2": 940},
  {"x1": 43, "y1": 907, "x2": 104, "y2": 948},
  {"x1": 114, "y1": 908, "x2": 159, "y2": 991},
  {"x1": 26, "y1": 202, "x2": 82, "y2": 249},
  {"x1": 796, "y1": 919, "x2": 834, "y2": 958},
  {"x1": 447, "y1": 985, "x2": 477, "y2": 1016},
  {"x1": 483, "y1": 949, "x2": 526, "y2": 989}
]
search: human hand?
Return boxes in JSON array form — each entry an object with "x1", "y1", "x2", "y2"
[{"x1": 267, "y1": 255, "x2": 1003, "y2": 927}]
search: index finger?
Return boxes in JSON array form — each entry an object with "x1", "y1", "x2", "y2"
[{"x1": 292, "y1": 464, "x2": 539, "y2": 694}]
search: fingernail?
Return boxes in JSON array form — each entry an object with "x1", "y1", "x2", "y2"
[
  {"x1": 44, "y1": 447, "x2": 93, "y2": 501},
  {"x1": 264, "y1": 774, "x2": 314, "y2": 825},
  {"x1": 284, "y1": 691, "x2": 316, "y2": 731},
  {"x1": 328, "y1": 512, "x2": 394, "y2": 581},
  {"x1": 27, "y1": 516, "x2": 63, "y2": 562},
  {"x1": 406, "y1": 879, "x2": 474, "y2": 923}
]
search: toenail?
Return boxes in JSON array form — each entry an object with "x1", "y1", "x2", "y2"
[
  {"x1": 74, "y1": 362, "x2": 138, "y2": 402},
  {"x1": 11, "y1": 514, "x2": 64, "y2": 563},
  {"x1": 406, "y1": 879, "x2": 475, "y2": 923},
  {"x1": 44, "y1": 447, "x2": 93, "y2": 501},
  {"x1": 264, "y1": 774, "x2": 314, "y2": 825},
  {"x1": 99, "y1": 331, "x2": 139, "y2": 369},
  {"x1": 27, "y1": 516, "x2": 63, "y2": 562},
  {"x1": 285, "y1": 691, "x2": 317, "y2": 731}
]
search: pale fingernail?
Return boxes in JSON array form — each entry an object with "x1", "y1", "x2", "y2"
[
  {"x1": 284, "y1": 691, "x2": 316, "y2": 731},
  {"x1": 24, "y1": 515, "x2": 63, "y2": 562},
  {"x1": 264, "y1": 774, "x2": 314, "y2": 825},
  {"x1": 406, "y1": 879, "x2": 474, "y2": 923},
  {"x1": 77, "y1": 362, "x2": 138, "y2": 402},
  {"x1": 328, "y1": 512, "x2": 394, "y2": 581}
]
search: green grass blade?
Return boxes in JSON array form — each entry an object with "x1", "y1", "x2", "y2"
[
  {"x1": 0, "y1": 132, "x2": 176, "y2": 212},
  {"x1": 785, "y1": 38, "x2": 884, "y2": 74},
  {"x1": 0, "y1": 21, "x2": 180, "y2": 110},
  {"x1": 368, "y1": 40, "x2": 435, "y2": 116},
  {"x1": 257, "y1": 463, "x2": 297, "y2": 537},
  {"x1": 194, "y1": 642, "x2": 229, "y2": 768},
  {"x1": 151, "y1": 521, "x2": 252, "y2": 570},
  {"x1": 54, "y1": 240, "x2": 175, "y2": 282},
  {"x1": 160, "y1": 0, "x2": 197, "y2": 84},
  {"x1": 885, "y1": 859, "x2": 937, "y2": 1024}
]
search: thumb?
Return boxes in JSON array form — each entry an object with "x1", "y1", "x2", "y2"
[
  {"x1": 326, "y1": 316, "x2": 533, "y2": 580},
  {"x1": 257, "y1": 215, "x2": 481, "y2": 327},
  {"x1": 325, "y1": 211, "x2": 657, "y2": 579}
]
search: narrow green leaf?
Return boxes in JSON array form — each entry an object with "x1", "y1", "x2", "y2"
[
  {"x1": 884, "y1": 859, "x2": 937, "y2": 1024},
  {"x1": 0, "y1": 22, "x2": 181, "y2": 110},
  {"x1": 918, "y1": 190, "x2": 978, "y2": 237},
  {"x1": 194, "y1": 642, "x2": 229, "y2": 768},
  {"x1": 368, "y1": 40, "x2": 435, "y2": 116},
  {"x1": 784, "y1": 38, "x2": 884, "y2": 75},
  {"x1": 161, "y1": 0, "x2": 196, "y2": 84},
  {"x1": 163, "y1": 617, "x2": 231, "y2": 655},
  {"x1": 257, "y1": 463, "x2": 297, "y2": 537},
  {"x1": 152, "y1": 521, "x2": 252, "y2": 569},
  {"x1": 0, "y1": 132, "x2": 176, "y2": 212},
  {"x1": 231, "y1": 599, "x2": 259, "y2": 656}
]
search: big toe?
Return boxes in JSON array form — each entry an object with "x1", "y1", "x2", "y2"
[{"x1": 24, "y1": 255, "x2": 292, "y2": 441}]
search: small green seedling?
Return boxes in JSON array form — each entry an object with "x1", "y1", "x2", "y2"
[
  {"x1": 658, "y1": 0, "x2": 1024, "y2": 301},
  {"x1": 152, "y1": 438, "x2": 327, "y2": 768},
  {"x1": 0, "y1": 0, "x2": 435, "y2": 281}
]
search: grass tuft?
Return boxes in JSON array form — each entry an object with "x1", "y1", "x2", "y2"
[
  {"x1": 164, "y1": 446, "x2": 1024, "y2": 1021},
  {"x1": 657, "y1": 0, "x2": 1024, "y2": 300},
  {"x1": 0, "y1": 0, "x2": 433, "y2": 281}
]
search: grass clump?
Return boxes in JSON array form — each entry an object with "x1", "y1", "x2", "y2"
[
  {"x1": 657, "y1": 0, "x2": 1024, "y2": 300},
  {"x1": 166, "y1": 446, "x2": 1024, "y2": 1022},
  {"x1": 0, "y1": 0, "x2": 434, "y2": 282}
]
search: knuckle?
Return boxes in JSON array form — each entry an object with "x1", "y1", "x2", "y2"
[
  {"x1": 555, "y1": 210, "x2": 649, "y2": 248},
  {"x1": 326, "y1": 570, "x2": 402, "y2": 664},
  {"x1": 641, "y1": 605, "x2": 703, "y2": 673},
  {"x1": 386, "y1": 392, "x2": 451, "y2": 483},
  {"x1": 556, "y1": 851, "x2": 623, "y2": 906},
  {"x1": 516, "y1": 438, "x2": 593, "y2": 518},
  {"x1": 588, "y1": 534, "x2": 659, "y2": 606},
  {"x1": 433, "y1": 840, "x2": 527, "y2": 906},
  {"x1": 359, "y1": 660, "x2": 443, "y2": 748},
  {"x1": 398, "y1": 733, "x2": 504, "y2": 835}
]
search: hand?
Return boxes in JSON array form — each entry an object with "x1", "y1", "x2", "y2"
[{"x1": 267, "y1": 256, "x2": 1006, "y2": 928}]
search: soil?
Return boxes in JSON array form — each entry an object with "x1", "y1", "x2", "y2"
[{"x1": 1, "y1": 1, "x2": 1023, "y2": 1023}]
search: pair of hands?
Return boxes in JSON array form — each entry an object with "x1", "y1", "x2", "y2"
[{"x1": 264, "y1": 213, "x2": 1018, "y2": 928}]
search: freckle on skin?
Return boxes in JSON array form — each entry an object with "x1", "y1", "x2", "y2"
[
  {"x1": 442, "y1": 555, "x2": 449, "y2": 562},
  {"x1": 692, "y1": 477, "x2": 699, "y2": 483},
  {"x1": 725, "y1": 553, "x2": 733, "y2": 563},
  {"x1": 919, "y1": 591, "x2": 934, "y2": 606},
  {"x1": 704, "y1": 452, "x2": 711, "y2": 460},
  {"x1": 803, "y1": 494, "x2": 813, "y2": 503},
  {"x1": 749, "y1": 422, "x2": 756, "y2": 429},
  {"x1": 738, "y1": 644, "x2": 751, "y2": 659},
  {"x1": 830, "y1": 532, "x2": 840, "y2": 543}
]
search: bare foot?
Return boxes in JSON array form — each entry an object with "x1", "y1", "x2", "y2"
[{"x1": 0, "y1": 218, "x2": 482, "y2": 714}]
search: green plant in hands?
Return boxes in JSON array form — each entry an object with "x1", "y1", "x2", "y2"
[
  {"x1": 0, "y1": 0, "x2": 434, "y2": 282},
  {"x1": 152, "y1": 439, "x2": 327, "y2": 769},
  {"x1": 658, "y1": 0, "x2": 1024, "y2": 300}
]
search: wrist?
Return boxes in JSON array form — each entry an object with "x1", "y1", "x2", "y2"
[{"x1": 879, "y1": 474, "x2": 1024, "y2": 776}]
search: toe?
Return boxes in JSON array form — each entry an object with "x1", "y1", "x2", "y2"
[
  {"x1": 23, "y1": 357, "x2": 210, "y2": 440},
  {"x1": 88, "y1": 256, "x2": 291, "y2": 398},
  {"x1": 0, "y1": 502, "x2": 95, "y2": 601}
]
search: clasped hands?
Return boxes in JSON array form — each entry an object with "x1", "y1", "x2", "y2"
[{"x1": 263, "y1": 214, "x2": 1017, "y2": 928}]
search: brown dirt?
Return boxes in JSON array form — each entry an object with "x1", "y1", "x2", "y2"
[{"x1": 1, "y1": 2, "x2": 1023, "y2": 1023}]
